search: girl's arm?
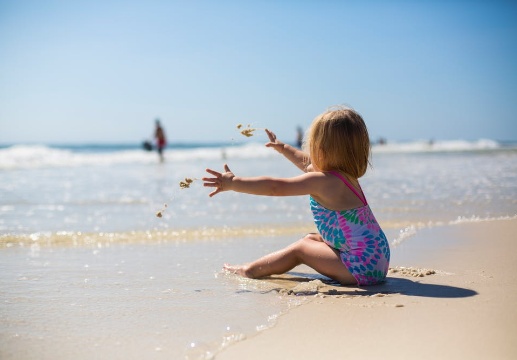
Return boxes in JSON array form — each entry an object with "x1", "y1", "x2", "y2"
[
  {"x1": 203, "y1": 164, "x2": 323, "y2": 198},
  {"x1": 265, "y1": 129, "x2": 311, "y2": 172}
]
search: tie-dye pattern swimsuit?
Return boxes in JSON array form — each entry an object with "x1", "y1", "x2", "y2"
[{"x1": 310, "y1": 171, "x2": 390, "y2": 285}]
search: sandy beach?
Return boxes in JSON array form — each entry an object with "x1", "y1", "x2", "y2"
[
  {"x1": 217, "y1": 218, "x2": 517, "y2": 360},
  {"x1": 1, "y1": 145, "x2": 515, "y2": 359}
]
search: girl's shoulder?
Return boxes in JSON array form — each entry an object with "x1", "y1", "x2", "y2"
[
  {"x1": 309, "y1": 170, "x2": 365, "y2": 210},
  {"x1": 300, "y1": 170, "x2": 333, "y2": 181},
  {"x1": 297, "y1": 170, "x2": 343, "y2": 195},
  {"x1": 301, "y1": 169, "x2": 349, "y2": 184}
]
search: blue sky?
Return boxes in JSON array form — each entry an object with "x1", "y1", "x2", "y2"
[{"x1": 0, "y1": 0, "x2": 516, "y2": 144}]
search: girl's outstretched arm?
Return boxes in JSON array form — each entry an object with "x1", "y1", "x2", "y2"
[
  {"x1": 203, "y1": 164, "x2": 323, "y2": 198},
  {"x1": 265, "y1": 129, "x2": 311, "y2": 172}
]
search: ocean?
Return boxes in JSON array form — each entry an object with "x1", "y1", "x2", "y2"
[{"x1": 1, "y1": 139, "x2": 516, "y2": 359}]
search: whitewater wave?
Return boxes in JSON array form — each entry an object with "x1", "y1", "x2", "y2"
[
  {"x1": 0, "y1": 143, "x2": 272, "y2": 169},
  {"x1": 0, "y1": 139, "x2": 506, "y2": 170},
  {"x1": 372, "y1": 138, "x2": 500, "y2": 153}
]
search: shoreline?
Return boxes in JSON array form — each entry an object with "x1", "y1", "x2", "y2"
[{"x1": 216, "y1": 218, "x2": 517, "y2": 359}]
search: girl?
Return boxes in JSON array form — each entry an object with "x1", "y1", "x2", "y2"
[{"x1": 203, "y1": 106, "x2": 390, "y2": 286}]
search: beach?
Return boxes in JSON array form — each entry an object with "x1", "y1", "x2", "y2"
[
  {"x1": 0, "y1": 141, "x2": 516, "y2": 359},
  {"x1": 2, "y1": 1, "x2": 516, "y2": 357},
  {"x1": 218, "y1": 218, "x2": 517, "y2": 360}
]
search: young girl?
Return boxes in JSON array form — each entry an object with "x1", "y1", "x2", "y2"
[{"x1": 203, "y1": 106, "x2": 390, "y2": 286}]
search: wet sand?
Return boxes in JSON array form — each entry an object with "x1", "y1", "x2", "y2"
[{"x1": 217, "y1": 218, "x2": 517, "y2": 359}]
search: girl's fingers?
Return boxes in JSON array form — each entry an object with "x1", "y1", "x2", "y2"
[
  {"x1": 205, "y1": 168, "x2": 221, "y2": 176},
  {"x1": 209, "y1": 188, "x2": 221, "y2": 197},
  {"x1": 265, "y1": 129, "x2": 276, "y2": 142},
  {"x1": 205, "y1": 164, "x2": 233, "y2": 197},
  {"x1": 206, "y1": 165, "x2": 232, "y2": 176},
  {"x1": 202, "y1": 177, "x2": 218, "y2": 182}
]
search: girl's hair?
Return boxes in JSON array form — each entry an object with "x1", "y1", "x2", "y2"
[{"x1": 305, "y1": 106, "x2": 371, "y2": 178}]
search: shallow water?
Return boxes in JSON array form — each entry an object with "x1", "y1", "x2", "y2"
[
  {"x1": 2, "y1": 144, "x2": 516, "y2": 235},
  {"x1": 1, "y1": 142, "x2": 516, "y2": 359},
  {"x1": 0, "y1": 235, "x2": 309, "y2": 360}
]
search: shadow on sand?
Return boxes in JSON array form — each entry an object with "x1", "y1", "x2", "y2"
[
  {"x1": 361, "y1": 277, "x2": 477, "y2": 298},
  {"x1": 262, "y1": 272, "x2": 478, "y2": 299}
]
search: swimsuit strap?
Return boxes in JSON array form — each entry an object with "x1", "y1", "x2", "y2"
[{"x1": 328, "y1": 171, "x2": 367, "y2": 206}]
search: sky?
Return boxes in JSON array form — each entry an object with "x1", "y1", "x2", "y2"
[{"x1": 0, "y1": 0, "x2": 516, "y2": 144}]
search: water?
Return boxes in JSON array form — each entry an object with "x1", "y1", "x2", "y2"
[{"x1": 1, "y1": 140, "x2": 516, "y2": 359}]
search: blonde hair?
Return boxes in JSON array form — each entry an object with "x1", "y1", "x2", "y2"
[{"x1": 304, "y1": 106, "x2": 371, "y2": 178}]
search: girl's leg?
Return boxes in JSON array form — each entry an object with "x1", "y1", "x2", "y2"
[{"x1": 224, "y1": 233, "x2": 357, "y2": 285}]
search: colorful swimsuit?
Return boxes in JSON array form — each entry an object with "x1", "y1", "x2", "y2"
[{"x1": 310, "y1": 171, "x2": 390, "y2": 285}]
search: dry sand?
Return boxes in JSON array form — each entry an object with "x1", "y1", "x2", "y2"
[{"x1": 217, "y1": 219, "x2": 517, "y2": 360}]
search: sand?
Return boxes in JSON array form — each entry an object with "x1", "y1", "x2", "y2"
[{"x1": 216, "y1": 218, "x2": 517, "y2": 360}]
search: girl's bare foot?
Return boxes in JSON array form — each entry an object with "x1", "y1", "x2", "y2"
[{"x1": 223, "y1": 263, "x2": 251, "y2": 278}]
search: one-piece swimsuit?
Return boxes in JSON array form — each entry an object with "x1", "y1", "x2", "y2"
[{"x1": 310, "y1": 171, "x2": 390, "y2": 285}]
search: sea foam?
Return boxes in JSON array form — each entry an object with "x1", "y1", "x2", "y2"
[{"x1": 0, "y1": 139, "x2": 505, "y2": 170}]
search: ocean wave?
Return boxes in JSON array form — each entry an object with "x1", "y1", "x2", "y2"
[
  {"x1": 0, "y1": 143, "x2": 272, "y2": 169},
  {"x1": 372, "y1": 138, "x2": 501, "y2": 154},
  {"x1": 0, "y1": 139, "x2": 508, "y2": 170}
]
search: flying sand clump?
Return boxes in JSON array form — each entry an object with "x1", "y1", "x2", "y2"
[
  {"x1": 179, "y1": 178, "x2": 196, "y2": 189},
  {"x1": 237, "y1": 124, "x2": 256, "y2": 137},
  {"x1": 155, "y1": 203, "x2": 168, "y2": 218}
]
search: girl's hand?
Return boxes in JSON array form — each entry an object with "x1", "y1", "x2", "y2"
[
  {"x1": 265, "y1": 129, "x2": 285, "y2": 154},
  {"x1": 203, "y1": 164, "x2": 235, "y2": 197}
]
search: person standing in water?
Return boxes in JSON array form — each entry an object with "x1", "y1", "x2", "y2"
[
  {"x1": 203, "y1": 106, "x2": 390, "y2": 286},
  {"x1": 296, "y1": 126, "x2": 304, "y2": 148},
  {"x1": 154, "y1": 119, "x2": 167, "y2": 162}
]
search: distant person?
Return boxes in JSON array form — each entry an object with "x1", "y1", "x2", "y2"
[
  {"x1": 154, "y1": 119, "x2": 167, "y2": 162},
  {"x1": 203, "y1": 106, "x2": 390, "y2": 286},
  {"x1": 296, "y1": 126, "x2": 304, "y2": 148}
]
